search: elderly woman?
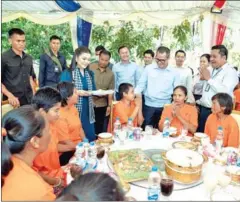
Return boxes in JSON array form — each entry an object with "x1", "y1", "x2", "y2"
[
  {"x1": 72, "y1": 47, "x2": 96, "y2": 142},
  {"x1": 204, "y1": 93, "x2": 239, "y2": 148},
  {"x1": 159, "y1": 85, "x2": 198, "y2": 136}
]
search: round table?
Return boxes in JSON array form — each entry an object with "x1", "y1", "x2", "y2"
[{"x1": 66, "y1": 134, "x2": 240, "y2": 201}]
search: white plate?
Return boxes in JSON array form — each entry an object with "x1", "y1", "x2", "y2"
[
  {"x1": 98, "y1": 132, "x2": 113, "y2": 139},
  {"x1": 91, "y1": 89, "x2": 114, "y2": 96}
]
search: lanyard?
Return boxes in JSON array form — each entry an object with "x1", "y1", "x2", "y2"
[{"x1": 211, "y1": 68, "x2": 223, "y2": 79}]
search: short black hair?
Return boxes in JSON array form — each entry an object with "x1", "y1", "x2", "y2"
[
  {"x1": 99, "y1": 49, "x2": 111, "y2": 58},
  {"x1": 212, "y1": 93, "x2": 233, "y2": 115},
  {"x1": 173, "y1": 85, "x2": 188, "y2": 96},
  {"x1": 211, "y1": 45, "x2": 228, "y2": 60},
  {"x1": 156, "y1": 46, "x2": 170, "y2": 58},
  {"x1": 57, "y1": 173, "x2": 125, "y2": 201},
  {"x1": 118, "y1": 83, "x2": 133, "y2": 100},
  {"x1": 32, "y1": 87, "x2": 62, "y2": 112},
  {"x1": 8, "y1": 28, "x2": 25, "y2": 38},
  {"x1": 144, "y1": 49, "x2": 154, "y2": 58},
  {"x1": 118, "y1": 46, "x2": 128, "y2": 53},
  {"x1": 57, "y1": 82, "x2": 75, "y2": 107},
  {"x1": 95, "y1": 45, "x2": 105, "y2": 52},
  {"x1": 175, "y1": 50, "x2": 186, "y2": 57},
  {"x1": 200, "y1": 54, "x2": 211, "y2": 63},
  {"x1": 50, "y1": 35, "x2": 61, "y2": 42}
]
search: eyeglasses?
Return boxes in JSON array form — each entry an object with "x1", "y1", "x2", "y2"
[{"x1": 155, "y1": 58, "x2": 168, "y2": 63}]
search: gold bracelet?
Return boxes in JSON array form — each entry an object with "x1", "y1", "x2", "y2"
[{"x1": 53, "y1": 177, "x2": 62, "y2": 187}]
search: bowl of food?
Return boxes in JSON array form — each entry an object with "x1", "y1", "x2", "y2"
[
  {"x1": 193, "y1": 132, "x2": 208, "y2": 141},
  {"x1": 163, "y1": 148, "x2": 204, "y2": 184},
  {"x1": 225, "y1": 165, "x2": 240, "y2": 185},
  {"x1": 169, "y1": 127, "x2": 178, "y2": 137},
  {"x1": 97, "y1": 133, "x2": 114, "y2": 144},
  {"x1": 172, "y1": 141, "x2": 197, "y2": 151}
]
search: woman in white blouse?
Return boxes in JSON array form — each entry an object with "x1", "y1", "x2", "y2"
[{"x1": 193, "y1": 54, "x2": 211, "y2": 101}]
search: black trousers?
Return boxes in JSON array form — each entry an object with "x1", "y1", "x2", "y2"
[
  {"x1": 59, "y1": 151, "x2": 75, "y2": 166},
  {"x1": 143, "y1": 104, "x2": 164, "y2": 129},
  {"x1": 94, "y1": 106, "x2": 107, "y2": 135},
  {"x1": 196, "y1": 104, "x2": 212, "y2": 133}
]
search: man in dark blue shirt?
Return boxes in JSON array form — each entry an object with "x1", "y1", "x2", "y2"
[{"x1": 39, "y1": 35, "x2": 67, "y2": 88}]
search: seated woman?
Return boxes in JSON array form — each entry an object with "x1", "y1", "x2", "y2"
[
  {"x1": 108, "y1": 83, "x2": 140, "y2": 133},
  {"x1": 204, "y1": 93, "x2": 239, "y2": 148},
  {"x1": 2, "y1": 106, "x2": 56, "y2": 201},
  {"x1": 32, "y1": 87, "x2": 65, "y2": 192},
  {"x1": 55, "y1": 81, "x2": 86, "y2": 166},
  {"x1": 56, "y1": 173, "x2": 125, "y2": 201},
  {"x1": 159, "y1": 86, "x2": 198, "y2": 136}
]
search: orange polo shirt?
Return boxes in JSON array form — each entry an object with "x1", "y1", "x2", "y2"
[
  {"x1": 234, "y1": 88, "x2": 240, "y2": 111},
  {"x1": 2, "y1": 156, "x2": 56, "y2": 201},
  {"x1": 55, "y1": 106, "x2": 83, "y2": 146},
  {"x1": 108, "y1": 101, "x2": 137, "y2": 133},
  {"x1": 159, "y1": 104, "x2": 198, "y2": 136},
  {"x1": 204, "y1": 114, "x2": 239, "y2": 148},
  {"x1": 33, "y1": 124, "x2": 64, "y2": 178}
]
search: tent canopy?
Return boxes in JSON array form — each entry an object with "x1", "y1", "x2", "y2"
[{"x1": 2, "y1": 1, "x2": 240, "y2": 27}]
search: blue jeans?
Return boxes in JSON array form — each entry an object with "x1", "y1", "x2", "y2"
[{"x1": 143, "y1": 104, "x2": 163, "y2": 129}]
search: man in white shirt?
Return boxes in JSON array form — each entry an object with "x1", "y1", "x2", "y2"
[
  {"x1": 196, "y1": 45, "x2": 238, "y2": 132},
  {"x1": 174, "y1": 50, "x2": 195, "y2": 104}
]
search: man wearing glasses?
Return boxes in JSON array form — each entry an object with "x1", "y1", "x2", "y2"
[{"x1": 135, "y1": 46, "x2": 180, "y2": 129}]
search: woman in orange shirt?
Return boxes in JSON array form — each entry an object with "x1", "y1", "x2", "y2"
[
  {"x1": 56, "y1": 81, "x2": 85, "y2": 165},
  {"x1": 32, "y1": 87, "x2": 65, "y2": 192},
  {"x1": 205, "y1": 93, "x2": 239, "y2": 148},
  {"x1": 108, "y1": 83, "x2": 140, "y2": 133},
  {"x1": 159, "y1": 86, "x2": 198, "y2": 136},
  {"x1": 2, "y1": 105, "x2": 56, "y2": 201}
]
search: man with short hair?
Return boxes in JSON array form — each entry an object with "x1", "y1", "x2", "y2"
[
  {"x1": 135, "y1": 46, "x2": 180, "y2": 128},
  {"x1": 113, "y1": 46, "x2": 143, "y2": 101},
  {"x1": 89, "y1": 50, "x2": 114, "y2": 134},
  {"x1": 2, "y1": 28, "x2": 36, "y2": 107},
  {"x1": 196, "y1": 45, "x2": 238, "y2": 132},
  {"x1": 39, "y1": 35, "x2": 67, "y2": 88},
  {"x1": 174, "y1": 50, "x2": 195, "y2": 103},
  {"x1": 143, "y1": 49, "x2": 155, "y2": 67}
]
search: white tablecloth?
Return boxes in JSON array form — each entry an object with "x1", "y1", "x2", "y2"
[{"x1": 67, "y1": 134, "x2": 240, "y2": 201}]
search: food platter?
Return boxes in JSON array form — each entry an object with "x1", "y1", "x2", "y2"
[
  {"x1": 91, "y1": 89, "x2": 114, "y2": 96},
  {"x1": 172, "y1": 141, "x2": 197, "y2": 151},
  {"x1": 108, "y1": 149, "x2": 154, "y2": 182}
]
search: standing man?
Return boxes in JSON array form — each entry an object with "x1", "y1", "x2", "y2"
[
  {"x1": 143, "y1": 49, "x2": 155, "y2": 67},
  {"x1": 113, "y1": 46, "x2": 143, "y2": 101},
  {"x1": 39, "y1": 35, "x2": 67, "y2": 88},
  {"x1": 89, "y1": 50, "x2": 114, "y2": 134},
  {"x1": 174, "y1": 50, "x2": 195, "y2": 104},
  {"x1": 2, "y1": 28, "x2": 35, "y2": 107},
  {"x1": 135, "y1": 46, "x2": 180, "y2": 128},
  {"x1": 196, "y1": 45, "x2": 238, "y2": 132}
]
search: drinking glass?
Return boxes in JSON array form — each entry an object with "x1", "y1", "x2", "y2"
[
  {"x1": 145, "y1": 125, "x2": 153, "y2": 140},
  {"x1": 180, "y1": 125, "x2": 188, "y2": 141},
  {"x1": 118, "y1": 130, "x2": 128, "y2": 145},
  {"x1": 96, "y1": 145, "x2": 106, "y2": 171},
  {"x1": 160, "y1": 175, "x2": 174, "y2": 200}
]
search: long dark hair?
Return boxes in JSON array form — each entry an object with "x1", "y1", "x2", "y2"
[
  {"x1": 70, "y1": 46, "x2": 91, "y2": 70},
  {"x1": 57, "y1": 173, "x2": 125, "y2": 201},
  {"x1": 1, "y1": 105, "x2": 46, "y2": 187}
]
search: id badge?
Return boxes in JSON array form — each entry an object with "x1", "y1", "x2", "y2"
[
  {"x1": 54, "y1": 66, "x2": 59, "y2": 73},
  {"x1": 205, "y1": 84, "x2": 210, "y2": 92}
]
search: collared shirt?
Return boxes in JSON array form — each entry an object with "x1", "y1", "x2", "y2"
[
  {"x1": 174, "y1": 66, "x2": 195, "y2": 103},
  {"x1": 135, "y1": 63, "x2": 180, "y2": 108},
  {"x1": 112, "y1": 61, "x2": 143, "y2": 92},
  {"x1": 196, "y1": 63, "x2": 238, "y2": 108},
  {"x1": 90, "y1": 60, "x2": 114, "y2": 70},
  {"x1": 89, "y1": 63, "x2": 115, "y2": 107},
  {"x1": 1, "y1": 49, "x2": 34, "y2": 102},
  {"x1": 39, "y1": 49, "x2": 67, "y2": 87}
]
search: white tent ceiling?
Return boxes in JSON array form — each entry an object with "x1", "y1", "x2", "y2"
[{"x1": 2, "y1": 1, "x2": 240, "y2": 27}]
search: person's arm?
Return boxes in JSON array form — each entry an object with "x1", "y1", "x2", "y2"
[
  {"x1": 38, "y1": 172, "x2": 64, "y2": 187},
  {"x1": 62, "y1": 57, "x2": 67, "y2": 71},
  {"x1": 174, "y1": 106, "x2": 198, "y2": 134},
  {"x1": 106, "y1": 74, "x2": 115, "y2": 116},
  {"x1": 227, "y1": 120, "x2": 239, "y2": 148},
  {"x1": 112, "y1": 64, "x2": 118, "y2": 95},
  {"x1": 186, "y1": 70, "x2": 195, "y2": 104},
  {"x1": 204, "y1": 116, "x2": 211, "y2": 140},
  {"x1": 115, "y1": 103, "x2": 139, "y2": 125},
  {"x1": 39, "y1": 55, "x2": 46, "y2": 88},
  {"x1": 1, "y1": 83, "x2": 20, "y2": 107}
]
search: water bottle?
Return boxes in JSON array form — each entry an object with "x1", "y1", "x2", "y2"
[
  {"x1": 88, "y1": 142, "x2": 98, "y2": 170},
  {"x1": 162, "y1": 118, "x2": 170, "y2": 138},
  {"x1": 215, "y1": 126, "x2": 224, "y2": 153},
  {"x1": 113, "y1": 117, "x2": 121, "y2": 138},
  {"x1": 83, "y1": 138, "x2": 90, "y2": 160},
  {"x1": 75, "y1": 142, "x2": 85, "y2": 160},
  {"x1": 127, "y1": 118, "x2": 134, "y2": 140},
  {"x1": 147, "y1": 166, "x2": 161, "y2": 201}
]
